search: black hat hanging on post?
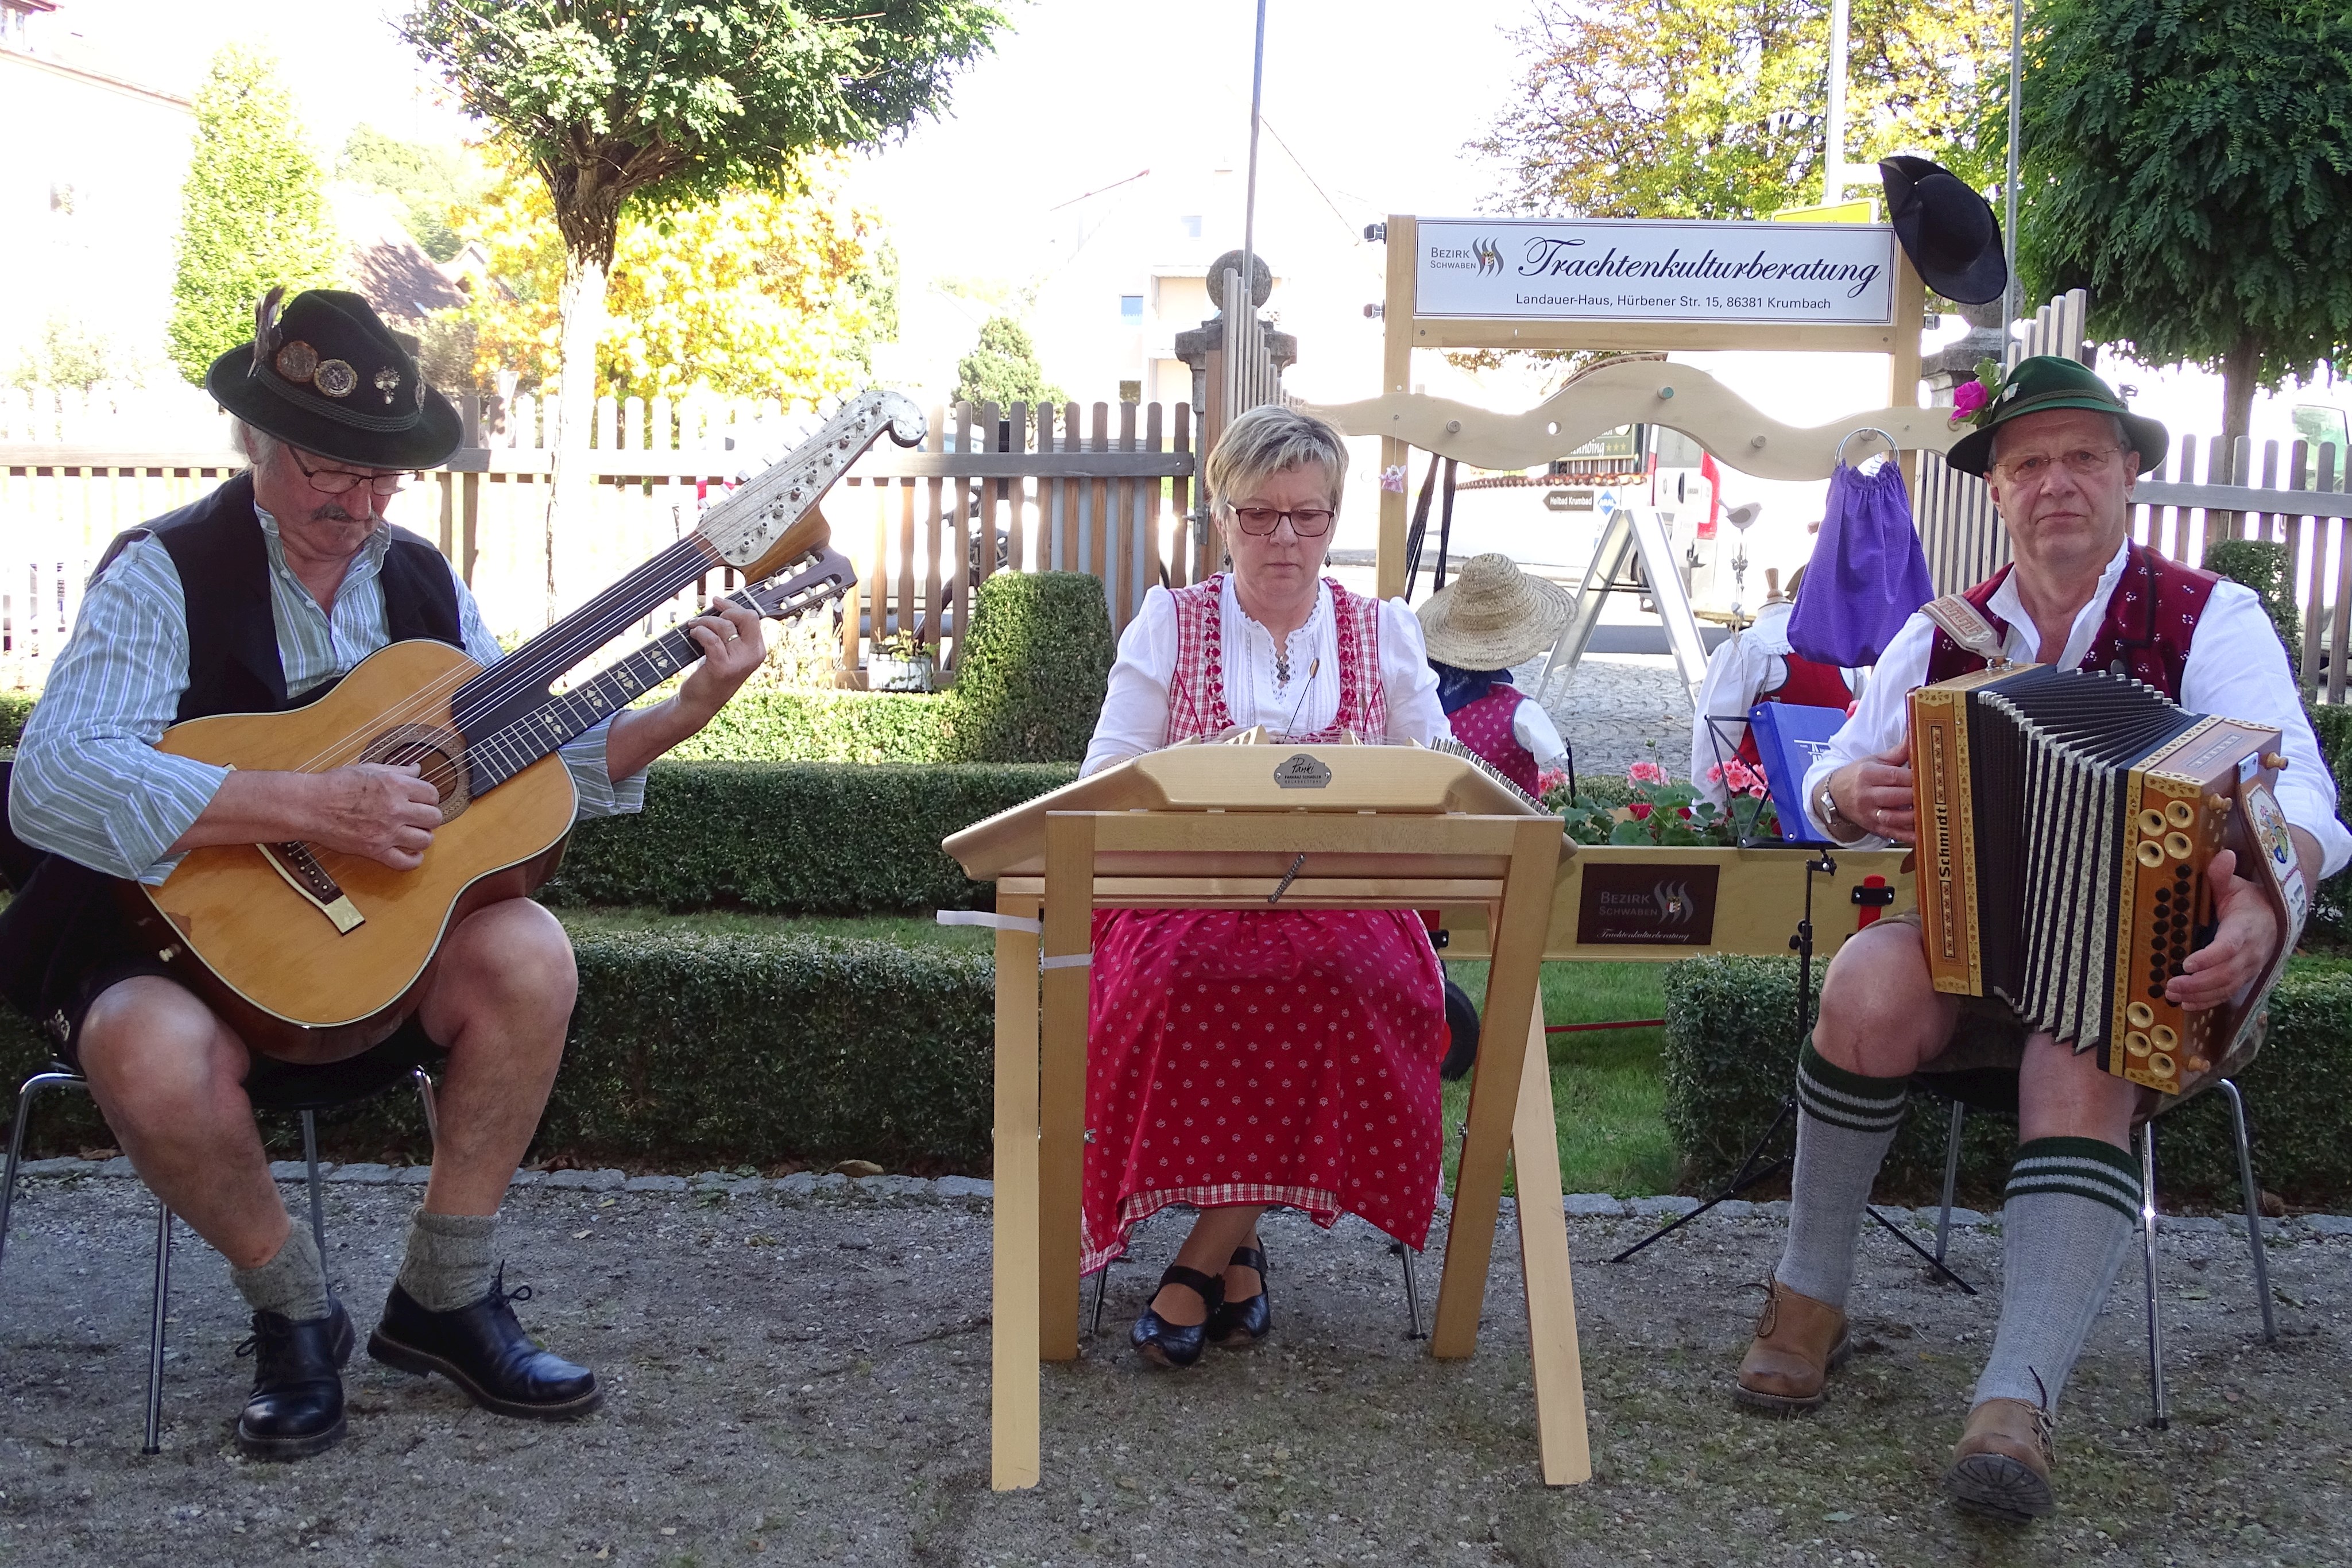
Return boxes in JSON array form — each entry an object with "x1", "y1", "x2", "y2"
[
  {"x1": 1877, "y1": 155, "x2": 2009, "y2": 305},
  {"x1": 205, "y1": 287, "x2": 463, "y2": 470}
]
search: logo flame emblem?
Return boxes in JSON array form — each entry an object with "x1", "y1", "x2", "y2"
[{"x1": 1471, "y1": 238, "x2": 1504, "y2": 277}]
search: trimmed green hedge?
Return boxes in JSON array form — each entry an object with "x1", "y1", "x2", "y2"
[
  {"x1": 541, "y1": 759, "x2": 1075, "y2": 913},
  {"x1": 0, "y1": 694, "x2": 30, "y2": 749},
  {"x1": 0, "y1": 930, "x2": 996, "y2": 1167},
  {"x1": 1662, "y1": 954, "x2": 2352, "y2": 1205},
  {"x1": 668, "y1": 690, "x2": 951, "y2": 764},
  {"x1": 2205, "y1": 539, "x2": 2301, "y2": 657}
]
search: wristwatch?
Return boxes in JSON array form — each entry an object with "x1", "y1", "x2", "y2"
[{"x1": 1816, "y1": 782, "x2": 1867, "y2": 844}]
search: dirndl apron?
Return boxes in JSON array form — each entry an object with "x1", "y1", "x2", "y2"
[{"x1": 1081, "y1": 576, "x2": 1450, "y2": 1272}]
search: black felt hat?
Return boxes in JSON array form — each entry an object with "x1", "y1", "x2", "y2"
[
  {"x1": 204, "y1": 288, "x2": 462, "y2": 469},
  {"x1": 1878, "y1": 156, "x2": 2009, "y2": 306}
]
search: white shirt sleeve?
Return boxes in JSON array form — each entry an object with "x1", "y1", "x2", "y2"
[
  {"x1": 2181, "y1": 582, "x2": 2352, "y2": 876},
  {"x1": 1798, "y1": 610, "x2": 1936, "y2": 842},
  {"x1": 1376, "y1": 598, "x2": 1446, "y2": 745},
  {"x1": 1512, "y1": 698, "x2": 1568, "y2": 767},
  {"x1": 1081, "y1": 586, "x2": 1179, "y2": 777}
]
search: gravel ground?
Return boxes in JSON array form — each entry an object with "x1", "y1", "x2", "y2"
[
  {"x1": 2, "y1": 1173, "x2": 2347, "y2": 1567},
  {"x1": 1511, "y1": 652, "x2": 1695, "y2": 784}
]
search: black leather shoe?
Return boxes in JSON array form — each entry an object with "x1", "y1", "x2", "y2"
[
  {"x1": 1208, "y1": 1246, "x2": 1272, "y2": 1348},
  {"x1": 1131, "y1": 1265, "x2": 1223, "y2": 1368},
  {"x1": 368, "y1": 1265, "x2": 602, "y2": 1419},
  {"x1": 235, "y1": 1302, "x2": 351, "y2": 1460}
]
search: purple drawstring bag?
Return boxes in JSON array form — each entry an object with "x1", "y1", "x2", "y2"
[{"x1": 1785, "y1": 457, "x2": 1935, "y2": 668}]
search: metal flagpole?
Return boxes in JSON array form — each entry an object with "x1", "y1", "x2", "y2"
[
  {"x1": 2005, "y1": 0, "x2": 2024, "y2": 331},
  {"x1": 1824, "y1": 0, "x2": 1851, "y2": 203},
  {"x1": 1239, "y1": 0, "x2": 1268, "y2": 332}
]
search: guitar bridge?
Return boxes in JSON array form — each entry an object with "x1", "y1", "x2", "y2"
[{"x1": 258, "y1": 841, "x2": 365, "y2": 934}]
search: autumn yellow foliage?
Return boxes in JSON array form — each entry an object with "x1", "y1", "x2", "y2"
[{"x1": 446, "y1": 146, "x2": 895, "y2": 408}]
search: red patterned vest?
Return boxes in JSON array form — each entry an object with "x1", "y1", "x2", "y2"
[
  {"x1": 1733, "y1": 652, "x2": 1854, "y2": 773},
  {"x1": 1164, "y1": 574, "x2": 1388, "y2": 744},
  {"x1": 1922, "y1": 542, "x2": 2219, "y2": 700},
  {"x1": 1447, "y1": 686, "x2": 1541, "y2": 793}
]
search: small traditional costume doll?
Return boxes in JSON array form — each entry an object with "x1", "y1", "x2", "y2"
[
  {"x1": 1412, "y1": 553, "x2": 1573, "y2": 795},
  {"x1": 1688, "y1": 564, "x2": 1854, "y2": 808}
]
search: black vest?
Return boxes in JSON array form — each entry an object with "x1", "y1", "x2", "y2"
[
  {"x1": 93, "y1": 470, "x2": 464, "y2": 719},
  {"x1": 0, "y1": 474, "x2": 467, "y2": 1040}
]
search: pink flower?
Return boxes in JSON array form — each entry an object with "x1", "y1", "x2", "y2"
[
  {"x1": 1704, "y1": 762, "x2": 1724, "y2": 784},
  {"x1": 1627, "y1": 802, "x2": 1653, "y2": 820},
  {"x1": 1748, "y1": 784, "x2": 1770, "y2": 800},
  {"x1": 1952, "y1": 380, "x2": 1989, "y2": 419},
  {"x1": 1721, "y1": 758, "x2": 1759, "y2": 793},
  {"x1": 1628, "y1": 760, "x2": 1668, "y2": 786},
  {"x1": 1536, "y1": 766, "x2": 1568, "y2": 794}
]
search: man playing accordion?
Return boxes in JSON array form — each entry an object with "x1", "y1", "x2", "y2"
[{"x1": 1735, "y1": 356, "x2": 2348, "y2": 1521}]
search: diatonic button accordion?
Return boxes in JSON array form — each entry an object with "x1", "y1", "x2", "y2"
[{"x1": 1908, "y1": 664, "x2": 2297, "y2": 1095}]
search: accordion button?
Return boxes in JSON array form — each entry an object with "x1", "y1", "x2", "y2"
[
  {"x1": 2150, "y1": 1051, "x2": 2176, "y2": 1079},
  {"x1": 2151, "y1": 1024, "x2": 2179, "y2": 1050},
  {"x1": 2165, "y1": 800, "x2": 2198, "y2": 830},
  {"x1": 2138, "y1": 809, "x2": 2168, "y2": 838},
  {"x1": 2137, "y1": 842, "x2": 2167, "y2": 868},
  {"x1": 2125, "y1": 1031, "x2": 2152, "y2": 1058},
  {"x1": 2127, "y1": 1001, "x2": 2156, "y2": 1030},
  {"x1": 2164, "y1": 833, "x2": 2194, "y2": 860}
]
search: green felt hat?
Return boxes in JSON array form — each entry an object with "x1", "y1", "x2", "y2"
[
  {"x1": 205, "y1": 287, "x2": 462, "y2": 470},
  {"x1": 1944, "y1": 354, "x2": 2169, "y2": 478}
]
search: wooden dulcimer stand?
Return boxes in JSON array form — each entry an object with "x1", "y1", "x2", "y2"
[{"x1": 943, "y1": 738, "x2": 1582, "y2": 1492}]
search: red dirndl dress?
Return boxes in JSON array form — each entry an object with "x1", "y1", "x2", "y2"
[{"x1": 1081, "y1": 576, "x2": 1450, "y2": 1273}]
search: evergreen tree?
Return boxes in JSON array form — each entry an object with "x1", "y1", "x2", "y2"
[
  {"x1": 337, "y1": 125, "x2": 482, "y2": 262},
  {"x1": 954, "y1": 316, "x2": 1065, "y2": 410},
  {"x1": 167, "y1": 45, "x2": 342, "y2": 386}
]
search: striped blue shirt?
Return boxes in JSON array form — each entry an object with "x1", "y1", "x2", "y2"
[{"x1": 9, "y1": 505, "x2": 644, "y2": 884}]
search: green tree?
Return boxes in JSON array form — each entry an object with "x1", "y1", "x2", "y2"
[
  {"x1": 167, "y1": 45, "x2": 342, "y2": 386},
  {"x1": 953, "y1": 316, "x2": 1065, "y2": 410},
  {"x1": 401, "y1": 0, "x2": 1008, "y2": 619},
  {"x1": 2016, "y1": 0, "x2": 2352, "y2": 464},
  {"x1": 1480, "y1": 0, "x2": 2010, "y2": 223},
  {"x1": 336, "y1": 125, "x2": 485, "y2": 262}
]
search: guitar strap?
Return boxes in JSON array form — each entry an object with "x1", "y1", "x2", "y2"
[{"x1": 0, "y1": 474, "x2": 466, "y2": 1047}]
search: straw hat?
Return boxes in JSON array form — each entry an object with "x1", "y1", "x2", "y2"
[{"x1": 1415, "y1": 553, "x2": 1572, "y2": 669}]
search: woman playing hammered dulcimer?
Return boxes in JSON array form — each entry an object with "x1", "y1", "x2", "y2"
[{"x1": 1078, "y1": 405, "x2": 1452, "y2": 1366}]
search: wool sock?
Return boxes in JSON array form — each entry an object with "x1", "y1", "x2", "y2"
[
  {"x1": 1773, "y1": 1039, "x2": 1910, "y2": 1310},
  {"x1": 1972, "y1": 1136, "x2": 2141, "y2": 1414},
  {"x1": 229, "y1": 1214, "x2": 331, "y2": 1323},
  {"x1": 395, "y1": 1208, "x2": 498, "y2": 1313}
]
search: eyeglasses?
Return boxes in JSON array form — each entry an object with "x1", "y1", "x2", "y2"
[
  {"x1": 1227, "y1": 504, "x2": 1334, "y2": 537},
  {"x1": 291, "y1": 450, "x2": 409, "y2": 497},
  {"x1": 1991, "y1": 445, "x2": 2125, "y2": 486}
]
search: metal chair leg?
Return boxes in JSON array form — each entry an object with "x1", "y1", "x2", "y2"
[
  {"x1": 1389, "y1": 1241, "x2": 1425, "y2": 1340},
  {"x1": 412, "y1": 1067, "x2": 440, "y2": 1147},
  {"x1": 2214, "y1": 1079, "x2": 2277, "y2": 1345},
  {"x1": 1088, "y1": 1265, "x2": 1109, "y2": 1338},
  {"x1": 142, "y1": 1203, "x2": 172, "y2": 1456},
  {"x1": 300, "y1": 1109, "x2": 332, "y2": 1307},
  {"x1": 1, "y1": 1071, "x2": 87, "y2": 1279},
  {"x1": 2139, "y1": 1122, "x2": 2169, "y2": 1430},
  {"x1": 1935, "y1": 1099, "x2": 1966, "y2": 1265}
]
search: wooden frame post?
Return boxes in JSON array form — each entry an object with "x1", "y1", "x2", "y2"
[
  {"x1": 1038, "y1": 813, "x2": 1097, "y2": 1364},
  {"x1": 989, "y1": 888, "x2": 1044, "y2": 1491},
  {"x1": 1508, "y1": 992, "x2": 1591, "y2": 1485},
  {"x1": 1376, "y1": 214, "x2": 1417, "y2": 602}
]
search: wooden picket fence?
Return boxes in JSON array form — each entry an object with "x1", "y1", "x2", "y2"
[{"x1": 0, "y1": 397, "x2": 1200, "y2": 694}]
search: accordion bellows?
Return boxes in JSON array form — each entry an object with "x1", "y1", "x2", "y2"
[{"x1": 1908, "y1": 665, "x2": 2287, "y2": 1095}]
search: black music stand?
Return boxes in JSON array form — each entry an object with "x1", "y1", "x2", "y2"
[{"x1": 1609, "y1": 847, "x2": 1976, "y2": 1294}]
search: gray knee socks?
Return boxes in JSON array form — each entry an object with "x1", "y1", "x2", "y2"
[
  {"x1": 1972, "y1": 1136, "x2": 2140, "y2": 1414},
  {"x1": 229, "y1": 1215, "x2": 331, "y2": 1323},
  {"x1": 395, "y1": 1208, "x2": 498, "y2": 1312},
  {"x1": 1775, "y1": 1040, "x2": 1910, "y2": 1310}
]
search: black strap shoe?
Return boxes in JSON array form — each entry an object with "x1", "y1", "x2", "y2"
[
  {"x1": 235, "y1": 1302, "x2": 350, "y2": 1460},
  {"x1": 1208, "y1": 1246, "x2": 1272, "y2": 1347},
  {"x1": 1131, "y1": 1264, "x2": 1223, "y2": 1369},
  {"x1": 368, "y1": 1264, "x2": 602, "y2": 1419}
]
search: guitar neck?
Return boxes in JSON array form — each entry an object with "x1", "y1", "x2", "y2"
[{"x1": 463, "y1": 585, "x2": 757, "y2": 795}]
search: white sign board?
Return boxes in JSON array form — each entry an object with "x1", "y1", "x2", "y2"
[{"x1": 1415, "y1": 218, "x2": 1898, "y2": 327}]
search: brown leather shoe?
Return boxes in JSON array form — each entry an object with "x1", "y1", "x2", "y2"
[
  {"x1": 1733, "y1": 1278, "x2": 1851, "y2": 1414},
  {"x1": 1943, "y1": 1397, "x2": 2056, "y2": 1522}
]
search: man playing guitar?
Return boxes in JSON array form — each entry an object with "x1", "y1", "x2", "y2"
[{"x1": 1, "y1": 290, "x2": 765, "y2": 1458}]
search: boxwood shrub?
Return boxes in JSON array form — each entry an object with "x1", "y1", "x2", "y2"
[
  {"x1": 2204, "y1": 539, "x2": 2301, "y2": 657},
  {"x1": 541, "y1": 758, "x2": 1075, "y2": 913},
  {"x1": 1663, "y1": 953, "x2": 2352, "y2": 1206},
  {"x1": 0, "y1": 930, "x2": 997, "y2": 1169}
]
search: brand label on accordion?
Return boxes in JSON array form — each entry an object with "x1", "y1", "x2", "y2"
[{"x1": 1575, "y1": 862, "x2": 1720, "y2": 946}]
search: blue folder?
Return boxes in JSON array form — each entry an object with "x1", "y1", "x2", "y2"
[{"x1": 1744, "y1": 702, "x2": 1852, "y2": 845}]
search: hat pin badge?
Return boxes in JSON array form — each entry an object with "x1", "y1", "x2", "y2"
[
  {"x1": 274, "y1": 340, "x2": 319, "y2": 384},
  {"x1": 374, "y1": 366, "x2": 401, "y2": 406},
  {"x1": 314, "y1": 359, "x2": 358, "y2": 398}
]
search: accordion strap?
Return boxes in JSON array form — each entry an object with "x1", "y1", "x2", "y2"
[
  {"x1": 2202, "y1": 779, "x2": 2309, "y2": 1086},
  {"x1": 1921, "y1": 594, "x2": 2008, "y2": 666}
]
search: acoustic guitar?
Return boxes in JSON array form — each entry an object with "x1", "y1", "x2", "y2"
[{"x1": 122, "y1": 391, "x2": 923, "y2": 1062}]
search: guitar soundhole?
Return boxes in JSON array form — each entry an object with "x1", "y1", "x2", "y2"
[{"x1": 359, "y1": 723, "x2": 471, "y2": 824}]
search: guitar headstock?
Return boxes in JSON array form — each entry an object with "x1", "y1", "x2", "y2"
[
  {"x1": 697, "y1": 392, "x2": 926, "y2": 571},
  {"x1": 740, "y1": 546, "x2": 858, "y2": 624}
]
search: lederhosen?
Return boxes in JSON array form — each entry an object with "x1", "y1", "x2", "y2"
[
  {"x1": 1907, "y1": 544, "x2": 2227, "y2": 1109},
  {"x1": 0, "y1": 473, "x2": 464, "y2": 1088}
]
